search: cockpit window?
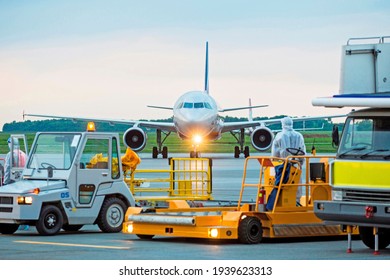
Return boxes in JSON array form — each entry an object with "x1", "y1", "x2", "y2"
[
  {"x1": 194, "y1": 102, "x2": 204, "y2": 108},
  {"x1": 177, "y1": 102, "x2": 183, "y2": 109},
  {"x1": 181, "y1": 102, "x2": 212, "y2": 109},
  {"x1": 183, "y1": 102, "x2": 193, "y2": 108}
]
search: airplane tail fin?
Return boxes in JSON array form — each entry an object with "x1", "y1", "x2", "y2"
[
  {"x1": 204, "y1": 41, "x2": 209, "y2": 94},
  {"x1": 248, "y1": 98, "x2": 253, "y2": 122}
]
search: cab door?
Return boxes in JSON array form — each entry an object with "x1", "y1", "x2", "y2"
[
  {"x1": 9, "y1": 134, "x2": 29, "y2": 182},
  {"x1": 76, "y1": 136, "x2": 112, "y2": 208}
]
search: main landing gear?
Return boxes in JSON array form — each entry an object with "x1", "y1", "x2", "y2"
[
  {"x1": 231, "y1": 128, "x2": 250, "y2": 158},
  {"x1": 152, "y1": 129, "x2": 171, "y2": 159}
]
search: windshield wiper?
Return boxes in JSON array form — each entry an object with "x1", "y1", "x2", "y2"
[
  {"x1": 338, "y1": 146, "x2": 367, "y2": 158},
  {"x1": 360, "y1": 149, "x2": 390, "y2": 159}
]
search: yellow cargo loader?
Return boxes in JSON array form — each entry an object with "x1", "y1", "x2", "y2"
[{"x1": 123, "y1": 154, "x2": 353, "y2": 244}]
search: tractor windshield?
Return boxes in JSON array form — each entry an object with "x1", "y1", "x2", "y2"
[{"x1": 27, "y1": 133, "x2": 81, "y2": 170}]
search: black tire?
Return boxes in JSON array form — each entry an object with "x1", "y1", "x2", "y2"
[
  {"x1": 244, "y1": 146, "x2": 250, "y2": 158},
  {"x1": 97, "y1": 197, "x2": 126, "y2": 233},
  {"x1": 162, "y1": 146, "x2": 168, "y2": 158},
  {"x1": 238, "y1": 216, "x2": 263, "y2": 244},
  {"x1": 234, "y1": 146, "x2": 240, "y2": 158},
  {"x1": 36, "y1": 205, "x2": 64, "y2": 236},
  {"x1": 137, "y1": 234, "x2": 154, "y2": 240},
  {"x1": 0, "y1": 223, "x2": 19, "y2": 234},
  {"x1": 152, "y1": 147, "x2": 158, "y2": 158},
  {"x1": 359, "y1": 226, "x2": 390, "y2": 249},
  {"x1": 62, "y1": 224, "x2": 83, "y2": 232}
]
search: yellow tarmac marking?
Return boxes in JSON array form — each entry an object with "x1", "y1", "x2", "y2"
[{"x1": 15, "y1": 240, "x2": 129, "y2": 250}]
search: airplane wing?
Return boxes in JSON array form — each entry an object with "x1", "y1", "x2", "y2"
[
  {"x1": 147, "y1": 105, "x2": 174, "y2": 110},
  {"x1": 23, "y1": 113, "x2": 177, "y2": 132},
  {"x1": 219, "y1": 104, "x2": 268, "y2": 112},
  {"x1": 221, "y1": 114, "x2": 346, "y2": 133}
]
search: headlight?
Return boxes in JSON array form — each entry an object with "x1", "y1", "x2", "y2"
[
  {"x1": 332, "y1": 190, "x2": 343, "y2": 201},
  {"x1": 17, "y1": 196, "x2": 33, "y2": 205},
  {"x1": 209, "y1": 228, "x2": 219, "y2": 238},
  {"x1": 127, "y1": 224, "x2": 134, "y2": 233}
]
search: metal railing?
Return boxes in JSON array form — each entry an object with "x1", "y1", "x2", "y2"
[
  {"x1": 125, "y1": 157, "x2": 213, "y2": 202},
  {"x1": 238, "y1": 155, "x2": 335, "y2": 212},
  {"x1": 347, "y1": 36, "x2": 390, "y2": 45}
]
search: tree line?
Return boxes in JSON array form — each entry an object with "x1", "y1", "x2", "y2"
[{"x1": 2, "y1": 116, "x2": 337, "y2": 132}]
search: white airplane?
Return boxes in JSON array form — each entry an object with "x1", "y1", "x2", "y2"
[{"x1": 24, "y1": 42, "x2": 343, "y2": 158}]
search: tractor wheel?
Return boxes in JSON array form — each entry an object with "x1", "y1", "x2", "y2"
[
  {"x1": 36, "y1": 205, "x2": 64, "y2": 236},
  {"x1": 238, "y1": 216, "x2": 263, "y2": 244},
  {"x1": 0, "y1": 223, "x2": 19, "y2": 234},
  {"x1": 359, "y1": 226, "x2": 390, "y2": 249},
  {"x1": 97, "y1": 197, "x2": 126, "y2": 233}
]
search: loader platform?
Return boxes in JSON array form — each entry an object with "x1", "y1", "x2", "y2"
[{"x1": 123, "y1": 155, "x2": 354, "y2": 244}]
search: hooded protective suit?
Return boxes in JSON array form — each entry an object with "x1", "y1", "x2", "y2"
[
  {"x1": 3, "y1": 137, "x2": 27, "y2": 185},
  {"x1": 271, "y1": 117, "x2": 306, "y2": 159},
  {"x1": 271, "y1": 117, "x2": 306, "y2": 204}
]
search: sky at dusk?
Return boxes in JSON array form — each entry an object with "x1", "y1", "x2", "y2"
[{"x1": 1, "y1": 0, "x2": 390, "y2": 130}]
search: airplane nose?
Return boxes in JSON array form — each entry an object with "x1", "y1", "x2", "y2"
[
  {"x1": 176, "y1": 110, "x2": 216, "y2": 136},
  {"x1": 182, "y1": 110, "x2": 212, "y2": 123}
]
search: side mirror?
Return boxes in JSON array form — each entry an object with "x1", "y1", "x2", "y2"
[{"x1": 332, "y1": 125, "x2": 340, "y2": 148}]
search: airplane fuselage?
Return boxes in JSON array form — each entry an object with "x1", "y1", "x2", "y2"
[{"x1": 173, "y1": 91, "x2": 223, "y2": 142}]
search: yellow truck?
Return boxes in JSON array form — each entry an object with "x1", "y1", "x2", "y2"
[
  {"x1": 313, "y1": 36, "x2": 390, "y2": 253},
  {"x1": 315, "y1": 108, "x2": 390, "y2": 252},
  {"x1": 123, "y1": 153, "x2": 350, "y2": 243}
]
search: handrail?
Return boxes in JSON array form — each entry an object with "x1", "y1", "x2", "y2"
[
  {"x1": 347, "y1": 36, "x2": 390, "y2": 45},
  {"x1": 125, "y1": 158, "x2": 212, "y2": 201},
  {"x1": 238, "y1": 155, "x2": 336, "y2": 212}
]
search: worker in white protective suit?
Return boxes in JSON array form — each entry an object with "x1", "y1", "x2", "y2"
[
  {"x1": 3, "y1": 137, "x2": 29, "y2": 230},
  {"x1": 271, "y1": 117, "x2": 306, "y2": 204},
  {"x1": 3, "y1": 137, "x2": 27, "y2": 185}
]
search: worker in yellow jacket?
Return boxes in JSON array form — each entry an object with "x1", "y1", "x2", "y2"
[{"x1": 121, "y1": 147, "x2": 141, "y2": 173}]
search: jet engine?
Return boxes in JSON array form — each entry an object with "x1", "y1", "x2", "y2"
[
  {"x1": 123, "y1": 127, "x2": 147, "y2": 151},
  {"x1": 250, "y1": 127, "x2": 274, "y2": 151}
]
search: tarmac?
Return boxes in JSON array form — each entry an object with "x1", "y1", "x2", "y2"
[{"x1": 1, "y1": 153, "x2": 390, "y2": 261}]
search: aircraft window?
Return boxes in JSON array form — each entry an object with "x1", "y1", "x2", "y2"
[
  {"x1": 205, "y1": 102, "x2": 212, "y2": 109},
  {"x1": 177, "y1": 102, "x2": 184, "y2": 109},
  {"x1": 194, "y1": 102, "x2": 204, "y2": 108},
  {"x1": 183, "y1": 102, "x2": 193, "y2": 108}
]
